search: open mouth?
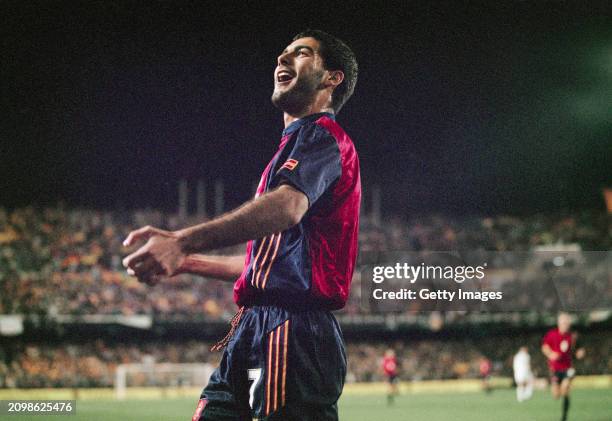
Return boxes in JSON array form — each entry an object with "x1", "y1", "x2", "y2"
[{"x1": 276, "y1": 70, "x2": 295, "y2": 84}]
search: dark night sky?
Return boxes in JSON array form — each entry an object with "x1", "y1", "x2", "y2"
[{"x1": 2, "y1": 1, "x2": 611, "y2": 216}]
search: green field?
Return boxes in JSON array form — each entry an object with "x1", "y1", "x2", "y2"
[{"x1": 5, "y1": 388, "x2": 611, "y2": 421}]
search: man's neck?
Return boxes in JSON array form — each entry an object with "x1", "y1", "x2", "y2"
[{"x1": 283, "y1": 105, "x2": 334, "y2": 128}]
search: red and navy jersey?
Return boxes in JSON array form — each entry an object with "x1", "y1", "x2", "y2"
[
  {"x1": 233, "y1": 112, "x2": 361, "y2": 310},
  {"x1": 542, "y1": 328, "x2": 576, "y2": 371}
]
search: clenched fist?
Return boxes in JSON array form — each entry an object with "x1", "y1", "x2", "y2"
[{"x1": 122, "y1": 225, "x2": 187, "y2": 285}]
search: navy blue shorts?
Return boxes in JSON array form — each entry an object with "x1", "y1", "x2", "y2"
[{"x1": 192, "y1": 306, "x2": 347, "y2": 421}]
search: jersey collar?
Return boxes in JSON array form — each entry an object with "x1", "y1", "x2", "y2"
[{"x1": 282, "y1": 112, "x2": 335, "y2": 137}]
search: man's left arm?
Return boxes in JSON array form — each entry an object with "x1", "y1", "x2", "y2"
[{"x1": 122, "y1": 184, "x2": 308, "y2": 279}]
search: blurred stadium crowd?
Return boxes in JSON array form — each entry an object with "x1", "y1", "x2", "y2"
[
  {"x1": 0, "y1": 206, "x2": 610, "y2": 388},
  {"x1": 1, "y1": 207, "x2": 610, "y2": 316}
]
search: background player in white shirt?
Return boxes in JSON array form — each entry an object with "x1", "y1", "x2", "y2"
[{"x1": 513, "y1": 346, "x2": 534, "y2": 402}]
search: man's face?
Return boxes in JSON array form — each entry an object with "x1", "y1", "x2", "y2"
[
  {"x1": 558, "y1": 313, "x2": 571, "y2": 333},
  {"x1": 271, "y1": 37, "x2": 327, "y2": 114}
]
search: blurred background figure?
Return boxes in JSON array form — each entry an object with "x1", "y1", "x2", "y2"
[
  {"x1": 382, "y1": 349, "x2": 399, "y2": 405},
  {"x1": 513, "y1": 346, "x2": 533, "y2": 402},
  {"x1": 542, "y1": 313, "x2": 586, "y2": 421},
  {"x1": 479, "y1": 357, "x2": 492, "y2": 394}
]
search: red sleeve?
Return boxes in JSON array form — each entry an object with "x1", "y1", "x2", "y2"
[{"x1": 542, "y1": 330, "x2": 553, "y2": 347}]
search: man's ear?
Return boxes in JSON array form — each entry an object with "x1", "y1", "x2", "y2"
[{"x1": 327, "y1": 70, "x2": 344, "y2": 88}]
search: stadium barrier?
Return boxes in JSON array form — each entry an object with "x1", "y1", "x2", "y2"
[{"x1": 1, "y1": 376, "x2": 610, "y2": 400}]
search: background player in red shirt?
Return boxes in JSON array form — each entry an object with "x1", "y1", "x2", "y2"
[
  {"x1": 479, "y1": 357, "x2": 493, "y2": 394},
  {"x1": 541, "y1": 312, "x2": 586, "y2": 421},
  {"x1": 382, "y1": 349, "x2": 399, "y2": 405}
]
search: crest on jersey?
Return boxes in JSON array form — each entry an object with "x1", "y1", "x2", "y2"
[
  {"x1": 560, "y1": 340, "x2": 569, "y2": 352},
  {"x1": 279, "y1": 158, "x2": 298, "y2": 171}
]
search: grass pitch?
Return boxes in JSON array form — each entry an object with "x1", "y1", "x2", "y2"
[{"x1": 6, "y1": 388, "x2": 610, "y2": 420}]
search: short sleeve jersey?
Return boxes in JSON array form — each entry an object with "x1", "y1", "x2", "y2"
[
  {"x1": 542, "y1": 328, "x2": 575, "y2": 371},
  {"x1": 382, "y1": 356, "x2": 398, "y2": 377},
  {"x1": 233, "y1": 112, "x2": 361, "y2": 310}
]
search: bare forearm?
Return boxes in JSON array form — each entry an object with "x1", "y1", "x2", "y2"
[
  {"x1": 177, "y1": 254, "x2": 244, "y2": 282},
  {"x1": 177, "y1": 185, "x2": 307, "y2": 254}
]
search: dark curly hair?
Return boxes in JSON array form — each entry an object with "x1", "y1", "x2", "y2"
[{"x1": 292, "y1": 29, "x2": 358, "y2": 114}]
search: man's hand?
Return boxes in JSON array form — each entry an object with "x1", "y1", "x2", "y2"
[
  {"x1": 122, "y1": 226, "x2": 187, "y2": 284},
  {"x1": 575, "y1": 348, "x2": 585, "y2": 360}
]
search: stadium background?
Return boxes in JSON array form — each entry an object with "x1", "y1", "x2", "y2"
[{"x1": 2, "y1": 1, "x2": 611, "y2": 420}]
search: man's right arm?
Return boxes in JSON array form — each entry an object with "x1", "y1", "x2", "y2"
[{"x1": 176, "y1": 254, "x2": 244, "y2": 282}]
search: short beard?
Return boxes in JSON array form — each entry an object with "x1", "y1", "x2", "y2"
[{"x1": 271, "y1": 70, "x2": 324, "y2": 115}]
